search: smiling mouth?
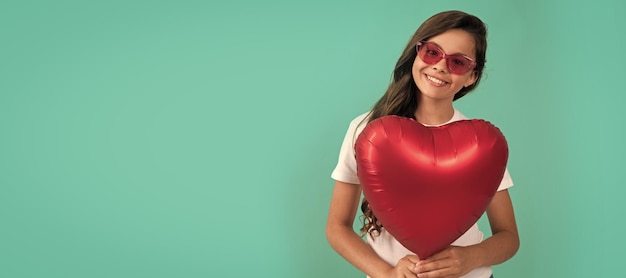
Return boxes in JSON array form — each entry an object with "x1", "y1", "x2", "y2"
[{"x1": 426, "y1": 74, "x2": 449, "y2": 85}]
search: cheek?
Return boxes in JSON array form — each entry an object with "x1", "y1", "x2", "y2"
[
  {"x1": 411, "y1": 58, "x2": 425, "y2": 78},
  {"x1": 461, "y1": 72, "x2": 477, "y2": 87}
]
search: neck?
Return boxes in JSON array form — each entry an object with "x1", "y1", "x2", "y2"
[{"x1": 414, "y1": 99, "x2": 455, "y2": 125}]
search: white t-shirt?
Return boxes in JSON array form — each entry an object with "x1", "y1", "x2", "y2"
[{"x1": 331, "y1": 109, "x2": 513, "y2": 278}]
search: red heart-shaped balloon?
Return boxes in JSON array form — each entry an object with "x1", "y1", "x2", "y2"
[{"x1": 355, "y1": 115, "x2": 508, "y2": 259}]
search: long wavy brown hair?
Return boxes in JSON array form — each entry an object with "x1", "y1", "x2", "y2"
[{"x1": 359, "y1": 10, "x2": 488, "y2": 237}]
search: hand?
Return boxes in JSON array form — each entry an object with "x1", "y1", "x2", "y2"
[
  {"x1": 413, "y1": 246, "x2": 477, "y2": 278},
  {"x1": 384, "y1": 255, "x2": 420, "y2": 278}
]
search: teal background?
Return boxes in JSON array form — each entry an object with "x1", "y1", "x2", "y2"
[{"x1": 1, "y1": 0, "x2": 625, "y2": 277}]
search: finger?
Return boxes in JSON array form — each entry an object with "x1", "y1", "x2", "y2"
[
  {"x1": 425, "y1": 248, "x2": 453, "y2": 262},
  {"x1": 400, "y1": 269, "x2": 418, "y2": 278},
  {"x1": 405, "y1": 255, "x2": 420, "y2": 264},
  {"x1": 414, "y1": 267, "x2": 454, "y2": 278},
  {"x1": 415, "y1": 260, "x2": 452, "y2": 274},
  {"x1": 397, "y1": 259, "x2": 419, "y2": 277}
]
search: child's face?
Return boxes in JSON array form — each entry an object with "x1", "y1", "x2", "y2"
[{"x1": 412, "y1": 29, "x2": 478, "y2": 103}]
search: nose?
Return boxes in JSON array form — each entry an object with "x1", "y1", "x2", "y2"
[{"x1": 431, "y1": 57, "x2": 448, "y2": 73}]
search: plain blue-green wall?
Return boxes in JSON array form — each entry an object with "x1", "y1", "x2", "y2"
[{"x1": 1, "y1": 1, "x2": 625, "y2": 277}]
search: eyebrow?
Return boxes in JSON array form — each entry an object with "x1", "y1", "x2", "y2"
[{"x1": 428, "y1": 41, "x2": 474, "y2": 58}]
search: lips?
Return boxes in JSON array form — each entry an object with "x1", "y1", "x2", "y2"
[{"x1": 426, "y1": 74, "x2": 449, "y2": 86}]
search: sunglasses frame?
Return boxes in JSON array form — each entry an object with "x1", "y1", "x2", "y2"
[{"x1": 416, "y1": 41, "x2": 477, "y2": 75}]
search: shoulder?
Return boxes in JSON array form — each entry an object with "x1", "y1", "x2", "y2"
[
  {"x1": 335, "y1": 111, "x2": 371, "y2": 149},
  {"x1": 348, "y1": 111, "x2": 371, "y2": 126},
  {"x1": 344, "y1": 111, "x2": 371, "y2": 135}
]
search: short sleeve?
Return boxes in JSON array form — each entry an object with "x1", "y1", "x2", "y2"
[
  {"x1": 330, "y1": 113, "x2": 369, "y2": 185},
  {"x1": 497, "y1": 168, "x2": 514, "y2": 191}
]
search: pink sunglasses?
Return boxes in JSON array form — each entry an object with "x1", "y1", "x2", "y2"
[{"x1": 416, "y1": 41, "x2": 477, "y2": 75}]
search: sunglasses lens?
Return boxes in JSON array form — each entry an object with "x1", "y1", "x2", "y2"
[
  {"x1": 447, "y1": 56, "x2": 473, "y2": 74},
  {"x1": 418, "y1": 43, "x2": 443, "y2": 64}
]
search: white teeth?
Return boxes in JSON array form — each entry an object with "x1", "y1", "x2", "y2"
[{"x1": 427, "y1": 75, "x2": 447, "y2": 85}]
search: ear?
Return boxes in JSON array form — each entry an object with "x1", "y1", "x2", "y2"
[{"x1": 464, "y1": 71, "x2": 478, "y2": 87}]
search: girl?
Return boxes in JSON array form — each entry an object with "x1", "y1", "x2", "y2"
[{"x1": 326, "y1": 10, "x2": 519, "y2": 278}]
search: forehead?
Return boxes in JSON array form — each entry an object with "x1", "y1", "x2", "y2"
[{"x1": 426, "y1": 29, "x2": 476, "y2": 59}]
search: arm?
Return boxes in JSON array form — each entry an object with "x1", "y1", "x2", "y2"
[
  {"x1": 415, "y1": 189, "x2": 520, "y2": 277},
  {"x1": 326, "y1": 181, "x2": 420, "y2": 278},
  {"x1": 476, "y1": 189, "x2": 520, "y2": 265}
]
